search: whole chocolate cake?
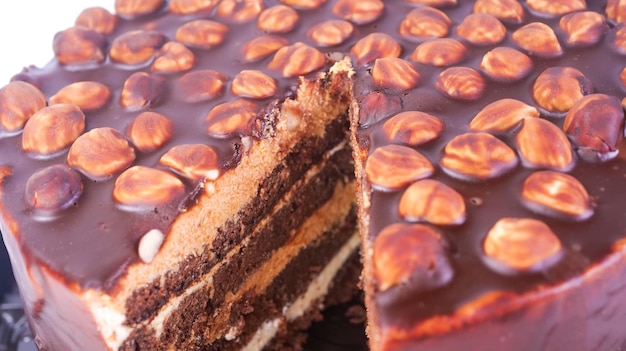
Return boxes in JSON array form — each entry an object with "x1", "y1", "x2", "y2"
[{"x1": 0, "y1": 0, "x2": 625, "y2": 351}]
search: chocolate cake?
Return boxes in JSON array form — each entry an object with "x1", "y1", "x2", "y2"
[{"x1": 1, "y1": 0, "x2": 626, "y2": 350}]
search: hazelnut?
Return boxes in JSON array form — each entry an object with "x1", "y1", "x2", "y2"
[
  {"x1": 399, "y1": 179, "x2": 466, "y2": 226},
  {"x1": 358, "y1": 91, "x2": 402, "y2": 128},
  {"x1": 483, "y1": 218, "x2": 562, "y2": 274},
  {"x1": 332, "y1": 0, "x2": 384, "y2": 25},
  {"x1": 216, "y1": 0, "x2": 264, "y2": 23},
  {"x1": 559, "y1": 11, "x2": 608, "y2": 48},
  {"x1": 22, "y1": 104, "x2": 85, "y2": 158},
  {"x1": 440, "y1": 132, "x2": 518, "y2": 181},
  {"x1": 75, "y1": 7, "x2": 117, "y2": 34},
  {"x1": 109, "y1": 30, "x2": 168, "y2": 65},
  {"x1": 563, "y1": 94, "x2": 624, "y2": 162},
  {"x1": 382, "y1": 111, "x2": 444, "y2": 146},
  {"x1": 473, "y1": 0, "x2": 525, "y2": 24},
  {"x1": 151, "y1": 41, "x2": 195, "y2": 73},
  {"x1": 169, "y1": 0, "x2": 218, "y2": 14},
  {"x1": 515, "y1": 118, "x2": 575, "y2": 171},
  {"x1": 398, "y1": 6, "x2": 452, "y2": 42},
  {"x1": 231, "y1": 70, "x2": 277, "y2": 99},
  {"x1": 138, "y1": 229, "x2": 165, "y2": 264},
  {"x1": 277, "y1": 0, "x2": 326, "y2": 10},
  {"x1": 175, "y1": 20, "x2": 229, "y2": 50},
  {"x1": 350, "y1": 32, "x2": 401, "y2": 67},
  {"x1": 308, "y1": 20, "x2": 354, "y2": 47},
  {"x1": 606, "y1": 0, "x2": 626, "y2": 24},
  {"x1": 526, "y1": 0, "x2": 586, "y2": 16},
  {"x1": 436, "y1": 67, "x2": 486, "y2": 101},
  {"x1": 621, "y1": 67, "x2": 626, "y2": 88},
  {"x1": 176, "y1": 70, "x2": 228, "y2": 103},
  {"x1": 258, "y1": 5, "x2": 299, "y2": 33},
  {"x1": 268, "y1": 42, "x2": 326, "y2": 77},
  {"x1": 68, "y1": 127, "x2": 136, "y2": 180},
  {"x1": 404, "y1": 0, "x2": 456, "y2": 5},
  {"x1": 241, "y1": 35, "x2": 289, "y2": 63},
  {"x1": 115, "y1": 0, "x2": 165, "y2": 18},
  {"x1": 25, "y1": 164, "x2": 83, "y2": 217},
  {"x1": 53, "y1": 26, "x2": 107, "y2": 66},
  {"x1": 532, "y1": 67, "x2": 593, "y2": 115},
  {"x1": 364, "y1": 144, "x2": 434, "y2": 191},
  {"x1": 49, "y1": 81, "x2": 111, "y2": 111},
  {"x1": 613, "y1": 23, "x2": 626, "y2": 55},
  {"x1": 480, "y1": 47, "x2": 533, "y2": 83},
  {"x1": 159, "y1": 144, "x2": 220, "y2": 181},
  {"x1": 0, "y1": 81, "x2": 46, "y2": 134},
  {"x1": 512, "y1": 22, "x2": 563, "y2": 58},
  {"x1": 373, "y1": 223, "x2": 454, "y2": 292},
  {"x1": 410, "y1": 38, "x2": 467, "y2": 67},
  {"x1": 521, "y1": 171, "x2": 593, "y2": 221},
  {"x1": 205, "y1": 99, "x2": 259, "y2": 138},
  {"x1": 371, "y1": 58, "x2": 421, "y2": 91},
  {"x1": 120, "y1": 72, "x2": 167, "y2": 111},
  {"x1": 456, "y1": 13, "x2": 506, "y2": 46},
  {"x1": 113, "y1": 166, "x2": 185, "y2": 210},
  {"x1": 469, "y1": 98, "x2": 540, "y2": 133},
  {"x1": 126, "y1": 111, "x2": 174, "y2": 152}
]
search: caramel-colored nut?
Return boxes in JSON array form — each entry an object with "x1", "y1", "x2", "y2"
[
  {"x1": 522, "y1": 171, "x2": 593, "y2": 221},
  {"x1": 399, "y1": 179, "x2": 466, "y2": 225},
  {"x1": 404, "y1": 0, "x2": 456, "y2": 5},
  {"x1": 169, "y1": 0, "x2": 218, "y2": 15},
  {"x1": 138, "y1": 229, "x2": 165, "y2": 263},
  {"x1": 258, "y1": 5, "x2": 299, "y2": 33},
  {"x1": 175, "y1": 20, "x2": 229, "y2": 50},
  {"x1": 382, "y1": 111, "x2": 444, "y2": 146},
  {"x1": 440, "y1": 132, "x2": 518, "y2": 181},
  {"x1": 622, "y1": 97, "x2": 626, "y2": 110},
  {"x1": 22, "y1": 104, "x2": 85, "y2": 157},
  {"x1": 515, "y1": 118, "x2": 575, "y2": 171},
  {"x1": 0, "y1": 81, "x2": 46, "y2": 134},
  {"x1": 527, "y1": 0, "x2": 586, "y2": 16},
  {"x1": 373, "y1": 223, "x2": 453, "y2": 292},
  {"x1": 364, "y1": 144, "x2": 434, "y2": 191},
  {"x1": 614, "y1": 23, "x2": 626, "y2": 55},
  {"x1": 68, "y1": 127, "x2": 136, "y2": 180},
  {"x1": 151, "y1": 41, "x2": 195, "y2": 73},
  {"x1": 371, "y1": 58, "x2": 421, "y2": 91},
  {"x1": 358, "y1": 92, "x2": 402, "y2": 128},
  {"x1": 126, "y1": 111, "x2": 174, "y2": 152},
  {"x1": 351, "y1": 32, "x2": 401, "y2": 67},
  {"x1": 241, "y1": 35, "x2": 289, "y2": 62},
  {"x1": 268, "y1": 42, "x2": 326, "y2": 77},
  {"x1": 559, "y1": 11, "x2": 607, "y2": 48},
  {"x1": 25, "y1": 164, "x2": 83, "y2": 216},
  {"x1": 216, "y1": 0, "x2": 264, "y2": 23},
  {"x1": 436, "y1": 67, "x2": 486, "y2": 101},
  {"x1": 333, "y1": 0, "x2": 384, "y2": 25},
  {"x1": 115, "y1": 0, "x2": 165, "y2": 18},
  {"x1": 176, "y1": 70, "x2": 228, "y2": 103},
  {"x1": 308, "y1": 20, "x2": 354, "y2": 47},
  {"x1": 399, "y1": 6, "x2": 452, "y2": 42},
  {"x1": 473, "y1": 0, "x2": 524, "y2": 24},
  {"x1": 456, "y1": 13, "x2": 506, "y2": 46},
  {"x1": 278, "y1": 0, "x2": 326, "y2": 10},
  {"x1": 480, "y1": 47, "x2": 533, "y2": 83},
  {"x1": 469, "y1": 98, "x2": 540, "y2": 133},
  {"x1": 606, "y1": 0, "x2": 626, "y2": 24},
  {"x1": 621, "y1": 66, "x2": 626, "y2": 88},
  {"x1": 113, "y1": 166, "x2": 184, "y2": 209},
  {"x1": 512, "y1": 22, "x2": 563, "y2": 58},
  {"x1": 53, "y1": 27, "x2": 107, "y2": 66},
  {"x1": 159, "y1": 144, "x2": 220, "y2": 181},
  {"x1": 410, "y1": 38, "x2": 467, "y2": 67},
  {"x1": 532, "y1": 67, "x2": 593, "y2": 115},
  {"x1": 120, "y1": 72, "x2": 167, "y2": 111},
  {"x1": 49, "y1": 81, "x2": 111, "y2": 111},
  {"x1": 0, "y1": 165, "x2": 10, "y2": 182},
  {"x1": 483, "y1": 218, "x2": 562, "y2": 273},
  {"x1": 75, "y1": 7, "x2": 117, "y2": 34},
  {"x1": 110, "y1": 30, "x2": 167, "y2": 65},
  {"x1": 563, "y1": 94, "x2": 625, "y2": 162},
  {"x1": 205, "y1": 99, "x2": 259, "y2": 137},
  {"x1": 231, "y1": 70, "x2": 277, "y2": 99}
]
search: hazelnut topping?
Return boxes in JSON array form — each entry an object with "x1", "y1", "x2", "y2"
[
  {"x1": 205, "y1": 99, "x2": 259, "y2": 138},
  {"x1": 0, "y1": 81, "x2": 46, "y2": 134},
  {"x1": 351, "y1": 33, "x2": 401, "y2": 66},
  {"x1": 176, "y1": 70, "x2": 229, "y2": 103},
  {"x1": 364, "y1": 144, "x2": 434, "y2": 191},
  {"x1": 332, "y1": 0, "x2": 384, "y2": 25},
  {"x1": 382, "y1": 111, "x2": 444, "y2": 146},
  {"x1": 559, "y1": 11, "x2": 608, "y2": 48},
  {"x1": 371, "y1": 58, "x2": 421, "y2": 91},
  {"x1": 241, "y1": 35, "x2": 289, "y2": 63},
  {"x1": 109, "y1": 30, "x2": 168, "y2": 65},
  {"x1": 399, "y1": 179, "x2": 466, "y2": 226},
  {"x1": 231, "y1": 70, "x2": 278, "y2": 99},
  {"x1": 268, "y1": 42, "x2": 327, "y2": 77},
  {"x1": 75, "y1": 7, "x2": 117, "y2": 34},
  {"x1": 532, "y1": 67, "x2": 593, "y2": 115},
  {"x1": 151, "y1": 42, "x2": 196, "y2": 73},
  {"x1": 175, "y1": 20, "x2": 229, "y2": 50},
  {"x1": 526, "y1": 0, "x2": 586, "y2": 16},
  {"x1": 515, "y1": 118, "x2": 575, "y2": 171},
  {"x1": 469, "y1": 99, "x2": 540, "y2": 133},
  {"x1": 512, "y1": 22, "x2": 563, "y2": 58},
  {"x1": 120, "y1": 72, "x2": 168, "y2": 111},
  {"x1": 22, "y1": 104, "x2": 86, "y2": 158},
  {"x1": 113, "y1": 166, "x2": 185, "y2": 209},
  {"x1": 25, "y1": 164, "x2": 83, "y2": 217},
  {"x1": 308, "y1": 20, "x2": 354, "y2": 47},
  {"x1": 258, "y1": 5, "x2": 299, "y2": 33},
  {"x1": 159, "y1": 144, "x2": 220, "y2": 181},
  {"x1": 456, "y1": 14, "x2": 506, "y2": 46},
  {"x1": 115, "y1": 0, "x2": 165, "y2": 18},
  {"x1": 126, "y1": 111, "x2": 174, "y2": 153},
  {"x1": 480, "y1": 47, "x2": 533, "y2": 83},
  {"x1": 473, "y1": 0, "x2": 525, "y2": 24},
  {"x1": 398, "y1": 6, "x2": 452, "y2": 42},
  {"x1": 410, "y1": 39, "x2": 467, "y2": 67},
  {"x1": 53, "y1": 27, "x2": 107, "y2": 66},
  {"x1": 436, "y1": 67, "x2": 486, "y2": 101},
  {"x1": 168, "y1": 0, "x2": 218, "y2": 15},
  {"x1": 49, "y1": 81, "x2": 111, "y2": 111}
]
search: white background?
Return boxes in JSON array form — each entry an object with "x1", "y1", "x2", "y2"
[{"x1": 0, "y1": 1, "x2": 114, "y2": 85}]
